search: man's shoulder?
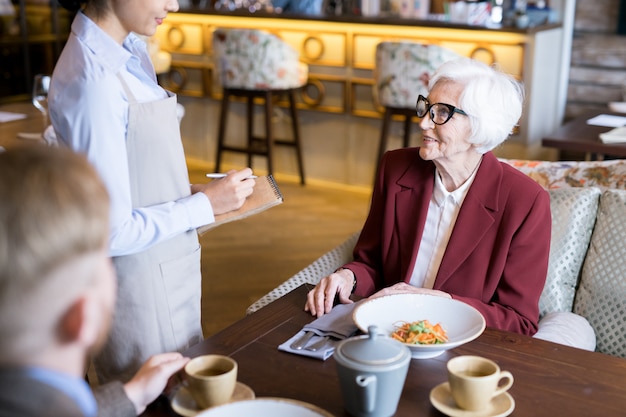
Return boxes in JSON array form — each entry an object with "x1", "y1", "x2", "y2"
[{"x1": 0, "y1": 370, "x2": 85, "y2": 417}]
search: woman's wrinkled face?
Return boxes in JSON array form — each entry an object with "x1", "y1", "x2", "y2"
[
  {"x1": 113, "y1": 0, "x2": 179, "y2": 37},
  {"x1": 418, "y1": 80, "x2": 474, "y2": 165}
]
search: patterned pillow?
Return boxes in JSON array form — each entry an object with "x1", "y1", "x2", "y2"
[
  {"x1": 501, "y1": 159, "x2": 626, "y2": 191},
  {"x1": 574, "y1": 190, "x2": 626, "y2": 358},
  {"x1": 540, "y1": 187, "x2": 601, "y2": 317}
]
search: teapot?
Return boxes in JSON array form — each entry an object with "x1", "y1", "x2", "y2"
[{"x1": 334, "y1": 325, "x2": 411, "y2": 417}]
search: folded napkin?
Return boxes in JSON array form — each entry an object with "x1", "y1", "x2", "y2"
[
  {"x1": 0, "y1": 111, "x2": 26, "y2": 123},
  {"x1": 599, "y1": 126, "x2": 626, "y2": 144},
  {"x1": 278, "y1": 301, "x2": 361, "y2": 360}
]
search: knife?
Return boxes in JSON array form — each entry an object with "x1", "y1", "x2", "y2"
[{"x1": 290, "y1": 331, "x2": 315, "y2": 350}]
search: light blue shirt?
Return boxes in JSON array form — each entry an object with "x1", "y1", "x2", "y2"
[
  {"x1": 25, "y1": 366, "x2": 97, "y2": 417},
  {"x1": 49, "y1": 12, "x2": 213, "y2": 257}
]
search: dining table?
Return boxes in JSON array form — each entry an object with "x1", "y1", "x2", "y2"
[
  {"x1": 541, "y1": 110, "x2": 626, "y2": 160},
  {"x1": 0, "y1": 100, "x2": 48, "y2": 149},
  {"x1": 141, "y1": 284, "x2": 626, "y2": 417}
]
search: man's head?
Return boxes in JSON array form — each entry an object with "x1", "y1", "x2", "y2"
[{"x1": 0, "y1": 145, "x2": 115, "y2": 370}]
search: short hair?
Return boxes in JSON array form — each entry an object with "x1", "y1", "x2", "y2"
[
  {"x1": 0, "y1": 145, "x2": 110, "y2": 360},
  {"x1": 429, "y1": 57, "x2": 524, "y2": 153}
]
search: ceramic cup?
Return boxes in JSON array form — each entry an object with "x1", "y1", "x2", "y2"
[
  {"x1": 447, "y1": 355, "x2": 513, "y2": 411},
  {"x1": 184, "y1": 355, "x2": 238, "y2": 409}
]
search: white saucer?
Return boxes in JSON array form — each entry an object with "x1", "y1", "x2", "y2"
[
  {"x1": 430, "y1": 382, "x2": 515, "y2": 417},
  {"x1": 171, "y1": 381, "x2": 255, "y2": 417}
]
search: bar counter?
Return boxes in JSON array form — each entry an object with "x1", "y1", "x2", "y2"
[
  {"x1": 177, "y1": 6, "x2": 560, "y2": 33},
  {"x1": 154, "y1": 4, "x2": 571, "y2": 188}
]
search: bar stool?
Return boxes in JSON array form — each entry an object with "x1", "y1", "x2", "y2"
[
  {"x1": 374, "y1": 42, "x2": 459, "y2": 170},
  {"x1": 212, "y1": 28, "x2": 308, "y2": 185}
]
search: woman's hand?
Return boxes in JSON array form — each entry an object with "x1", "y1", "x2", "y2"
[
  {"x1": 192, "y1": 168, "x2": 255, "y2": 215},
  {"x1": 304, "y1": 269, "x2": 354, "y2": 318},
  {"x1": 369, "y1": 282, "x2": 451, "y2": 300}
]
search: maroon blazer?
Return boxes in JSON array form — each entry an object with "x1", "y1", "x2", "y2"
[{"x1": 345, "y1": 149, "x2": 551, "y2": 335}]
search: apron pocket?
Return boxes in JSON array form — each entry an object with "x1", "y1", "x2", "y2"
[{"x1": 159, "y1": 243, "x2": 203, "y2": 351}]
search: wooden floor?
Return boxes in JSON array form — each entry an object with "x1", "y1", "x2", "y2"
[{"x1": 188, "y1": 167, "x2": 371, "y2": 336}]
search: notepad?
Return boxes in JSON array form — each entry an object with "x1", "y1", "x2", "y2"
[
  {"x1": 599, "y1": 126, "x2": 626, "y2": 144},
  {"x1": 197, "y1": 175, "x2": 283, "y2": 234}
]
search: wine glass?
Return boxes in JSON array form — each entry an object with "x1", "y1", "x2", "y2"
[{"x1": 32, "y1": 74, "x2": 51, "y2": 128}]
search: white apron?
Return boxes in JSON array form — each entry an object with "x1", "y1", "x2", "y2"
[{"x1": 92, "y1": 76, "x2": 203, "y2": 384}]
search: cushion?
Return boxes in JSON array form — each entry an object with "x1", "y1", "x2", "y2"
[
  {"x1": 501, "y1": 159, "x2": 626, "y2": 191},
  {"x1": 539, "y1": 187, "x2": 601, "y2": 317},
  {"x1": 533, "y1": 311, "x2": 596, "y2": 351},
  {"x1": 574, "y1": 190, "x2": 626, "y2": 358},
  {"x1": 213, "y1": 28, "x2": 308, "y2": 90}
]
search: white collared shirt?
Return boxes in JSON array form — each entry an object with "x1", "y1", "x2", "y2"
[{"x1": 409, "y1": 162, "x2": 481, "y2": 288}]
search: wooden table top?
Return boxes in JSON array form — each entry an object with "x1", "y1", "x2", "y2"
[
  {"x1": 0, "y1": 101, "x2": 47, "y2": 150},
  {"x1": 541, "y1": 111, "x2": 626, "y2": 159},
  {"x1": 142, "y1": 285, "x2": 626, "y2": 417}
]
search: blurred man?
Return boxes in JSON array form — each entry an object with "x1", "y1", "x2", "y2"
[{"x1": 0, "y1": 145, "x2": 189, "y2": 417}]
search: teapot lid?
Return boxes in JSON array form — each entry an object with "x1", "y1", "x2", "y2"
[{"x1": 337, "y1": 325, "x2": 409, "y2": 366}]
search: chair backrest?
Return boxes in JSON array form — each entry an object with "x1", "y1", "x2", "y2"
[
  {"x1": 212, "y1": 28, "x2": 307, "y2": 90},
  {"x1": 374, "y1": 41, "x2": 460, "y2": 109}
]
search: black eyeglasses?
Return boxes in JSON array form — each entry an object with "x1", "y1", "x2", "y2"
[{"x1": 415, "y1": 95, "x2": 468, "y2": 125}]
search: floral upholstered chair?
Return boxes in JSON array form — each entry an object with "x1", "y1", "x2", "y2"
[
  {"x1": 213, "y1": 28, "x2": 308, "y2": 90},
  {"x1": 212, "y1": 28, "x2": 309, "y2": 184},
  {"x1": 374, "y1": 42, "x2": 460, "y2": 167}
]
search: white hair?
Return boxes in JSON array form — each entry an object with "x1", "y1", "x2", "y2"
[{"x1": 429, "y1": 57, "x2": 524, "y2": 153}]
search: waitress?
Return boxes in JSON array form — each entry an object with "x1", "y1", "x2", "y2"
[{"x1": 48, "y1": 0, "x2": 255, "y2": 384}]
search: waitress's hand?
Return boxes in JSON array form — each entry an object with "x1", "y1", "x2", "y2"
[
  {"x1": 304, "y1": 268, "x2": 355, "y2": 318},
  {"x1": 192, "y1": 168, "x2": 255, "y2": 215}
]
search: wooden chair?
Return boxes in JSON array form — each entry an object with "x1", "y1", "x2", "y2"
[{"x1": 212, "y1": 28, "x2": 308, "y2": 184}]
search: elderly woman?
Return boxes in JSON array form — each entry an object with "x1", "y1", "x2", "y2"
[{"x1": 305, "y1": 57, "x2": 551, "y2": 336}]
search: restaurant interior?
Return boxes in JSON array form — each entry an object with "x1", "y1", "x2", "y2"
[
  {"x1": 1, "y1": 0, "x2": 625, "y2": 335},
  {"x1": 2, "y1": 0, "x2": 626, "y2": 415}
]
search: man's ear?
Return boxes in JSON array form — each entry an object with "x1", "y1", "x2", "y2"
[{"x1": 59, "y1": 295, "x2": 97, "y2": 346}]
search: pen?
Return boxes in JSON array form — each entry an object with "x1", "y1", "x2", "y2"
[{"x1": 206, "y1": 173, "x2": 258, "y2": 179}]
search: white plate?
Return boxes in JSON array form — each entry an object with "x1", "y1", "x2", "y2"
[
  {"x1": 430, "y1": 382, "x2": 514, "y2": 417},
  {"x1": 196, "y1": 398, "x2": 334, "y2": 416},
  {"x1": 353, "y1": 293, "x2": 486, "y2": 359}
]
